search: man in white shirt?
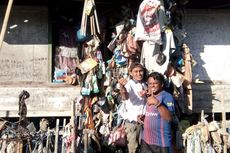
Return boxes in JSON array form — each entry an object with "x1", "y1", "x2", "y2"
[{"x1": 119, "y1": 62, "x2": 147, "y2": 153}]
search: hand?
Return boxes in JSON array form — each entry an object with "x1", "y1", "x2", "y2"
[
  {"x1": 119, "y1": 86, "x2": 128, "y2": 99},
  {"x1": 147, "y1": 94, "x2": 160, "y2": 106},
  {"x1": 145, "y1": 89, "x2": 152, "y2": 97},
  {"x1": 137, "y1": 114, "x2": 145, "y2": 124},
  {"x1": 118, "y1": 78, "x2": 128, "y2": 87},
  {"x1": 138, "y1": 90, "x2": 146, "y2": 97}
]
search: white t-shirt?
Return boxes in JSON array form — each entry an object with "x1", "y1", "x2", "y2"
[{"x1": 121, "y1": 79, "x2": 147, "y2": 122}]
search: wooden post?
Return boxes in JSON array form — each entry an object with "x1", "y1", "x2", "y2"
[
  {"x1": 201, "y1": 110, "x2": 204, "y2": 122},
  {"x1": 0, "y1": 0, "x2": 14, "y2": 49},
  {"x1": 18, "y1": 140, "x2": 23, "y2": 153},
  {"x1": 46, "y1": 127, "x2": 50, "y2": 152},
  {"x1": 221, "y1": 93, "x2": 227, "y2": 153},
  {"x1": 183, "y1": 44, "x2": 193, "y2": 112},
  {"x1": 61, "y1": 118, "x2": 66, "y2": 153},
  {"x1": 27, "y1": 138, "x2": 32, "y2": 153},
  {"x1": 71, "y1": 100, "x2": 76, "y2": 153},
  {"x1": 54, "y1": 119, "x2": 60, "y2": 153}
]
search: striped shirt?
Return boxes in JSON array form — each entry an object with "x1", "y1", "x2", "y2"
[{"x1": 142, "y1": 91, "x2": 175, "y2": 147}]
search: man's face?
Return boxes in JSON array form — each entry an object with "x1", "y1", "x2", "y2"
[
  {"x1": 130, "y1": 66, "x2": 144, "y2": 82},
  {"x1": 147, "y1": 77, "x2": 163, "y2": 95}
]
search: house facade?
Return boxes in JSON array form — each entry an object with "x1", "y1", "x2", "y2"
[{"x1": 0, "y1": 1, "x2": 230, "y2": 117}]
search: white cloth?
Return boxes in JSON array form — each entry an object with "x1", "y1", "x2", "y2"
[
  {"x1": 59, "y1": 46, "x2": 78, "y2": 58},
  {"x1": 141, "y1": 28, "x2": 175, "y2": 74},
  {"x1": 162, "y1": 28, "x2": 176, "y2": 63},
  {"x1": 121, "y1": 79, "x2": 147, "y2": 122},
  {"x1": 135, "y1": 0, "x2": 162, "y2": 44}
]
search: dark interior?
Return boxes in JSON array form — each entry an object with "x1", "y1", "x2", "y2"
[{"x1": 2, "y1": 0, "x2": 230, "y2": 9}]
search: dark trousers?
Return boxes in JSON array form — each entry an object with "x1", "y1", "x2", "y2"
[{"x1": 140, "y1": 140, "x2": 171, "y2": 153}]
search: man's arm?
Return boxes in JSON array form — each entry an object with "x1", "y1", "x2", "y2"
[
  {"x1": 118, "y1": 78, "x2": 129, "y2": 100},
  {"x1": 147, "y1": 95, "x2": 173, "y2": 121}
]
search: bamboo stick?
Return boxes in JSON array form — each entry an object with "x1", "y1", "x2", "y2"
[
  {"x1": 90, "y1": 15, "x2": 93, "y2": 35},
  {"x1": 93, "y1": 15, "x2": 96, "y2": 35},
  {"x1": 83, "y1": 15, "x2": 87, "y2": 36},
  {"x1": 81, "y1": 0, "x2": 87, "y2": 36},
  {"x1": 92, "y1": 0, "x2": 100, "y2": 34},
  {"x1": 80, "y1": 0, "x2": 85, "y2": 35},
  {"x1": 0, "y1": 0, "x2": 14, "y2": 49}
]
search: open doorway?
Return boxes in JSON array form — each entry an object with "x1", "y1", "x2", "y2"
[
  {"x1": 49, "y1": 0, "x2": 138, "y2": 83},
  {"x1": 49, "y1": 2, "x2": 83, "y2": 83}
]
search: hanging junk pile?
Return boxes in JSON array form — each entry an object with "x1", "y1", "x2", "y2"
[
  {"x1": 69, "y1": 0, "x2": 142, "y2": 152},
  {"x1": 52, "y1": 0, "x2": 103, "y2": 84},
  {"x1": 0, "y1": 91, "x2": 55, "y2": 153},
  {"x1": 72, "y1": 0, "x2": 196, "y2": 152},
  {"x1": 182, "y1": 114, "x2": 230, "y2": 153},
  {"x1": 1, "y1": 0, "x2": 196, "y2": 152},
  {"x1": 134, "y1": 0, "x2": 195, "y2": 114},
  {"x1": 0, "y1": 117, "x2": 64, "y2": 153},
  {"x1": 0, "y1": 91, "x2": 76, "y2": 153}
]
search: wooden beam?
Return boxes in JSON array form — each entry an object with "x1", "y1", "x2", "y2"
[{"x1": 0, "y1": 0, "x2": 14, "y2": 49}]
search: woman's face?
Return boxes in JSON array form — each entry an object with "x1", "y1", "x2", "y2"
[
  {"x1": 147, "y1": 77, "x2": 163, "y2": 95},
  {"x1": 130, "y1": 66, "x2": 144, "y2": 82}
]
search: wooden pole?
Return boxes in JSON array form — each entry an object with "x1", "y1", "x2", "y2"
[
  {"x1": 92, "y1": 0, "x2": 100, "y2": 34},
  {"x1": 71, "y1": 100, "x2": 76, "y2": 153},
  {"x1": 54, "y1": 119, "x2": 60, "y2": 153},
  {"x1": 27, "y1": 138, "x2": 32, "y2": 153},
  {"x1": 61, "y1": 118, "x2": 66, "y2": 153},
  {"x1": 221, "y1": 93, "x2": 227, "y2": 153},
  {"x1": 19, "y1": 140, "x2": 23, "y2": 153},
  {"x1": 46, "y1": 127, "x2": 50, "y2": 152},
  {"x1": 81, "y1": 0, "x2": 87, "y2": 36},
  {"x1": 0, "y1": 0, "x2": 14, "y2": 49},
  {"x1": 182, "y1": 44, "x2": 193, "y2": 113}
]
